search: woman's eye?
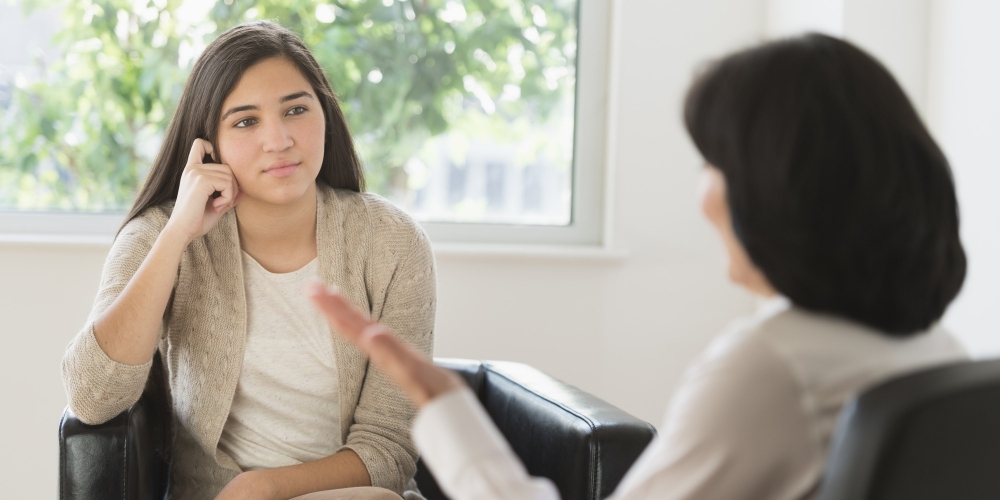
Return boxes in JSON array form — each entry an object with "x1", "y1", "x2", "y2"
[
  {"x1": 286, "y1": 106, "x2": 307, "y2": 116},
  {"x1": 235, "y1": 117, "x2": 257, "y2": 128}
]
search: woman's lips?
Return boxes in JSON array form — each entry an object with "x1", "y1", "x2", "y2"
[{"x1": 265, "y1": 161, "x2": 300, "y2": 178}]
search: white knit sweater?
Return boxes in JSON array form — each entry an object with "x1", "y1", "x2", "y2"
[{"x1": 62, "y1": 185, "x2": 436, "y2": 499}]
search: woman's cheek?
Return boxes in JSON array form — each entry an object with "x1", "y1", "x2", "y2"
[
  {"x1": 220, "y1": 137, "x2": 255, "y2": 176},
  {"x1": 700, "y1": 173, "x2": 729, "y2": 230},
  {"x1": 301, "y1": 118, "x2": 326, "y2": 161}
]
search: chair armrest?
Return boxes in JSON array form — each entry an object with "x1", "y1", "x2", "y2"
[
  {"x1": 59, "y1": 353, "x2": 171, "y2": 500},
  {"x1": 417, "y1": 359, "x2": 656, "y2": 500},
  {"x1": 480, "y1": 361, "x2": 656, "y2": 500}
]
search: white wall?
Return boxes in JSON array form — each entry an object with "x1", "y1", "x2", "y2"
[
  {"x1": 765, "y1": 0, "x2": 932, "y2": 114},
  {"x1": 766, "y1": 0, "x2": 845, "y2": 37},
  {"x1": 843, "y1": 0, "x2": 932, "y2": 114},
  {"x1": 927, "y1": 0, "x2": 1000, "y2": 357},
  {"x1": 0, "y1": 244, "x2": 108, "y2": 497}
]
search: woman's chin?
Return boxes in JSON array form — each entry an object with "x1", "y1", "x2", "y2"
[
  {"x1": 727, "y1": 265, "x2": 776, "y2": 297},
  {"x1": 727, "y1": 265, "x2": 755, "y2": 292},
  {"x1": 244, "y1": 188, "x2": 313, "y2": 207}
]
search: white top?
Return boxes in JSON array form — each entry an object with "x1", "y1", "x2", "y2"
[
  {"x1": 218, "y1": 253, "x2": 341, "y2": 471},
  {"x1": 412, "y1": 298, "x2": 968, "y2": 500}
]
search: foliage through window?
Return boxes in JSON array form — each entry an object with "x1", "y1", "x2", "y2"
[{"x1": 0, "y1": 0, "x2": 578, "y2": 225}]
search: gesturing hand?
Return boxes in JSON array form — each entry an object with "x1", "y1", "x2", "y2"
[
  {"x1": 307, "y1": 282, "x2": 463, "y2": 407},
  {"x1": 166, "y1": 138, "x2": 246, "y2": 244}
]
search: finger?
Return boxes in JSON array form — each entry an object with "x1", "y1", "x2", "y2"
[
  {"x1": 211, "y1": 182, "x2": 235, "y2": 211},
  {"x1": 363, "y1": 327, "x2": 462, "y2": 406},
  {"x1": 186, "y1": 138, "x2": 214, "y2": 170},
  {"x1": 193, "y1": 172, "x2": 235, "y2": 211},
  {"x1": 307, "y1": 282, "x2": 374, "y2": 341},
  {"x1": 362, "y1": 324, "x2": 427, "y2": 371},
  {"x1": 191, "y1": 169, "x2": 235, "y2": 204},
  {"x1": 195, "y1": 161, "x2": 234, "y2": 175},
  {"x1": 308, "y1": 282, "x2": 460, "y2": 407},
  {"x1": 218, "y1": 185, "x2": 240, "y2": 211},
  {"x1": 307, "y1": 286, "x2": 414, "y2": 380},
  {"x1": 193, "y1": 163, "x2": 239, "y2": 209},
  {"x1": 361, "y1": 324, "x2": 438, "y2": 405}
]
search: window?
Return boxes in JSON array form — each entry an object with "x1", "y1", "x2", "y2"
[{"x1": 0, "y1": 0, "x2": 610, "y2": 245}]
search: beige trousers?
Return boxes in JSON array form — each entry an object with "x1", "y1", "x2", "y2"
[{"x1": 291, "y1": 487, "x2": 403, "y2": 500}]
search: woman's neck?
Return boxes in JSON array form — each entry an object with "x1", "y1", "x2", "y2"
[{"x1": 235, "y1": 183, "x2": 318, "y2": 273}]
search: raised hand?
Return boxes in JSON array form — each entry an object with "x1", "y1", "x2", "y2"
[
  {"x1": 165, "y1": 138, "x2": 246, "y2": 244},
  {"x1": 307, "y1": 282, "x2": 463, "y2": 407}
]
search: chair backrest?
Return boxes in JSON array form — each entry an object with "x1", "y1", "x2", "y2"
[
  {"x1": 818, "y1": 359, "x2": 1000, "y2": 500},
  {"x1": 415, "y1": 359, "x2": 657, "y2": 500}
]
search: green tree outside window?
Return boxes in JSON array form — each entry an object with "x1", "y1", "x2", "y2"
[{"x1": 0, "y1": 0, "x2": 577, "y2": 222}]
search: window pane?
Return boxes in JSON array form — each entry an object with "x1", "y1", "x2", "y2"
[{"x1": 0, "y1": 0, "x2": 578, "y2": 225}]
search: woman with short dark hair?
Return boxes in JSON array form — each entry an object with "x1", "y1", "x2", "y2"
[
  {"x1": 62, "y1": 22, "x2": 430, "y2": 500},
  {"x1": 684, "y1": 33, "x2": 965, "y2": 336},
  {"x1": 309, "y1": 34, "x2": 968, "y2": 499}
]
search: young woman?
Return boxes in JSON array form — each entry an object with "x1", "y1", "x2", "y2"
[
  {"x1": 309, "y1": 34, "x2": 969, "y2": 499},
  {"x1": 61, "y1": 22, "x2": 432, "y2": 500}
]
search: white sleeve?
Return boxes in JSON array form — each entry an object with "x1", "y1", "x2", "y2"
[
  {"x1": 412, "y1": 330, "x2": 819, "y2": 500},
  {"x1": 411, "y1": 388, "x2": 561, "y2": 500}
]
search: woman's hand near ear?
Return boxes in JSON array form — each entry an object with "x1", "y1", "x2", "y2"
[
  {"x1": 91, "y1": 139, "x2": 244, "y2": 367},
  {"x1": 165, "y1": 138, "x2": 246, "y2": 245},
  {"x1": 307, "y1": 282, "x2": 463, "y2": 407}
]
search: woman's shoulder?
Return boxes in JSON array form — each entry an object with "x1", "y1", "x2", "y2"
[
  {"x1": 115, "y1": 202, "x2": 175, "y2": 246},
  {"x1": 698, "y1": 298, "x2": 791, "y2": 363},
  {"x1": 722, "y1": 300, "x2": 967, "y2": 397},
  {"x1": 322, "y1": 186, "x2": 427, "y2": 247}
]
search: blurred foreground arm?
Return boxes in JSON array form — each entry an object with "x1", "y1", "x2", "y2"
[{"x1": 308, "y1": 283, "x2": 560, "y2": 500}]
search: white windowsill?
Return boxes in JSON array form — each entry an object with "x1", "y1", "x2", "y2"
[
  {"x1": 0, "y1": 231, "x2": 629, "y2": 262},
  {"x1": 0, "y1": 232, "x2": 115, "y2": 247},
  {"x1": 432, "y1": 242, "x2": 628, "y2": 262}
]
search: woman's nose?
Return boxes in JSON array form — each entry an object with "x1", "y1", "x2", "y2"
[{"x1": 261, "y1": 120, "x2": 294, "y2": 153}]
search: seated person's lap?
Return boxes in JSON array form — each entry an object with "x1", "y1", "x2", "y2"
[{"x1": 291, "y1": 486, "x2": 403, "y2": 500}]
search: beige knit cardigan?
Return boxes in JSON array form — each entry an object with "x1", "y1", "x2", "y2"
[{"x1": 62, "y1": 185, "x2": 435, "y2": 500}]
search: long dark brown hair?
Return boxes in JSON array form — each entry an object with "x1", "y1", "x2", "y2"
[{"x1": 122, "y1": 21, "x2": 364, "y2": 230}]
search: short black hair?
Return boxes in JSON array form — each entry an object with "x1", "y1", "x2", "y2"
[{"x1": 683, "y1": 33, "x2": 965, "y2": 336}]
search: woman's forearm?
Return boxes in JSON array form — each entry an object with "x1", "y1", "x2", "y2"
[
  {"x1": 259, "y1": 449, "x2": 371, "y2": 499},
  {"x1": 92, "y1": 226, "x2": 189, "y2": 365}
]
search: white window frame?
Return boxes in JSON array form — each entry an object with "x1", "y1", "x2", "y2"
[{"x1": 0, "y1": 0, "x2": 615, "y2": 249}]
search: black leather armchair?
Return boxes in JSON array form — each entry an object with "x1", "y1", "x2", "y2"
[
  {"x1": 818, "y1": 359, "x2": 1000, "y2": 500},
  {"x1": 60, "y1": 351, "x2": 171, "y2": 500},
  {"x1": 60, "y1": 356, "x2": 656, "y2": 500}
]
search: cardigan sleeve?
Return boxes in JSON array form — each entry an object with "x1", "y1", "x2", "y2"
[
  {"x1": 339, "y1": 204, "x2": 436, "y2": 494},
  {"x1": 61, "y1": 208, "x2": 171, "y2": 425}
]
